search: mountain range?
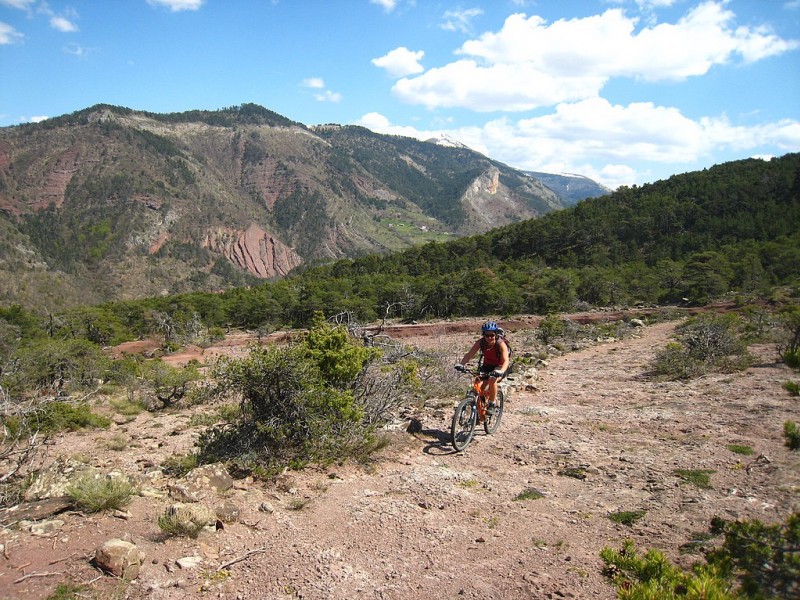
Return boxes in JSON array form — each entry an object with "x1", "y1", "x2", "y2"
[{"x1": 0, "y1": 103, "x2": 608, "y2": 311}]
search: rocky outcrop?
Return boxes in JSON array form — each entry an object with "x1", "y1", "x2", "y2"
[
  {"x1": 203, "y1": 224, "x2": 302, "y2": 278},
  {"x1": 33, "y1": 147, "x2": 83, "y2": 210},
  {"x1": 94, "y1": 539, "x2": 146, "y2": 579}
]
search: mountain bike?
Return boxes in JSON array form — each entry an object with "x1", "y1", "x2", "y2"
[{"x1": 450, "y1": 365, "x2": 505, "y2": 451}]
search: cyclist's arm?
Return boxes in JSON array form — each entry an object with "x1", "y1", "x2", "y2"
[
  {"x1": 497, "y1": 341, "x2": 510, "y2": 374},
  {"x1": 459, "y1": 339, "x2": 482, "y2": 365}
]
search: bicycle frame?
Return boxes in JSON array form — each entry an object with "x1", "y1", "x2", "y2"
[
  {"x1": 470, "y1": 374, "x2": 490, "y2": 424},
  {"x1": 450, "y1": 367, "x2": 505, "y2": 451}
]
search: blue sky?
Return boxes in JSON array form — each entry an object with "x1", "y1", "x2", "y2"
[{"x1": 1, "y1": 0, "x2": 799, "y2": 188}]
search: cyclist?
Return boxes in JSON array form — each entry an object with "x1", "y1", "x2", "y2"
[{"x1": 456, "y1": 321, "x2": 510, "y2": 411}]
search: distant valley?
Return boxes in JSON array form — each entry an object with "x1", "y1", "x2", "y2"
[{"x1": 0, "y1": 104, "x2": 607, "y2": 311}]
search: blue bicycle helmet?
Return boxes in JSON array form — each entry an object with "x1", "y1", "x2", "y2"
[{"x1": 481, "y1": 321, "x2": 499, "y2": 333}]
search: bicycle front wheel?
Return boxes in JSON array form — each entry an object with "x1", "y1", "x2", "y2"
[
  {"x1": 451, "y1": 393, "x2": 478, "y2": 451},
  {"x1": 483, "y1": 388, "x2": 505, "y2": 435}
]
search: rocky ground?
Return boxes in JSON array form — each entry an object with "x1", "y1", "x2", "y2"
[{"x1": 1, "y1": 317, "x2": 798, "y2": 599}]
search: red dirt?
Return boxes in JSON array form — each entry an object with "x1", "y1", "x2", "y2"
[{"x1": 1, "y1": 314, "x2": 797, "y2": 599}]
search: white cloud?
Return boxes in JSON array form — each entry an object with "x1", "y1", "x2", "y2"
[
  {"x1": 0, "y1": 0, "x2": 35, "y2": 9},
  {"x1": 355, "y1": 112, "x2": 438, "y2": 139},
  {"x1": 315, "y1": 90, "x2": 342, "y2": 103},
  {"x1": 440, "y1": 8, "x2": 484, "y2": 34},
  {"x1": 50, "y1": 16, "x2": 78, "y2": 32},
  {"x1": 0, "y1": 20, "x2": 24, "y2": 44},
  {"x1": 303, "y1": 78, "x2": 341, "y2": 102},
  {"x1": 146, "y1": 0, "x2": 204, "y2": 12},
  {"x1": 392, "y1": 2, "x2": 800, "y2": 112},
  {"x1": 356, "y1": 100, "x2": 800, "y2": 188},
  {"x1": 63, "y1": 43, "x2": 93, "y2": 58},
  {"x1": 370, "y1": 0, "x2": 398, "y2": 12},
  {"x1": 29, "y1": 115, "x2": 49, "y2": 123},
  {"x1": 371, "y1": 47, "x2": 424, "y2": 77}
]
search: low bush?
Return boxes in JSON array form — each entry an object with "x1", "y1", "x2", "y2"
[
  {"x1": 651, "y1": 313, "x2": 752, "y2": 380},
  {"x1": 674, "y1": 468, "x2": 714, "y2": 489},
  {"x1": 66, "y1": 474, "x2": 136, "y2": 513},
  {"x1": 602, "y1": 512, "x2": 800, "y2": 600},
  {"x1": 513, "y1": 488, "x2": 545, "y2": 501},
  {"x1": 726, "y1": 444, "x2": 754, "y2": 456},
  {"x1": 198, "y1": 316, "x2": 382, "y2": 474},
  {"x1": 608, "y1": 510, "x2": 646, "y2": 526},
  {"x1": 157, "y1": 509, "x2": 207, "y2": 539},
  {"x1": 36, "y1": 401, "x2": 111, "y2": 434},
  {"x1": 785, "y1": 420, "x2": 800, "y2": 450}
]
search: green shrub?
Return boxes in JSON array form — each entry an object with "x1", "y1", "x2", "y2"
[
  {"x1": 46, "y1": 582, "x2": 90, "y2": 600},
  {"x1": 36, "y1": 401, "x2": 111, "y2": 434},
  {"x1": 777, "y1": 305, "x2": 800, "y2": 369},
  {"x1": 604, "y1": 513, "x2": 800, "y2": 598},
  {"x1": 142, "y1": 360, "x2": 201, "y2": 409},
  {"x1": 157, "y1": 509, "x2": 207, "y2": 538},
  {"x1": 784, "y1": 380, "x2": 800, "y2": 396},
  {"x1": 109, "y1": 396, "x2": 147, "y2": 418},
  {"x1": 162, "y1": 453, "x2": 199, "y2": 477},
  {"x1": 785, "y1": 420, "x2": 800, "y2": 450},
  {"x1": 513, "y1": 488, "x2": 545, "y2": 501},
  {"x1": 674, "y1": 468, "x2": 714, "y2": 489},
  {"x1": 651, "y1": 342, "x2": 701, "y2": 380},
  {"x1": 726, "y1": 444, "x2": 754, "y2": 456},
  {"x1": 679, "y1": 313, "x2": 747, "y2": 362},
  {"x1": 706, "y1": 512, "x2": 800, "y2": 598},
  {"x1": 602, "y1": 539, "x2": 734, "y2": 599},
  {"x1": 538, "y1": 314, "x2": 566, "y2": 344},
  {"x1": 66, "y1": 474, "x2": 136, "y2": 513},
  {"x1": 651, "y1": 313, "x2": 752, "y2": 380},
  {"x1": 3, "y1": 337, "x2": 110, "y2": 397},
  {"x1": 783, "y1": 349, "x2": 800, "y2": 369},
  {"x1": 608, "y1": 510, "x2": 646, "y2": 526},
  {"x1": 199, "y1": 316, "x2": 381, "y2": 472}
]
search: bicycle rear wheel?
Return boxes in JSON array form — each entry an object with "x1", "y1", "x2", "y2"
[
  {"x1": 451, "y1": 392, "x2": 478, "y2": 451},
  {"x1": 483, "y1": 388, "x2": 505, "y2": 435}
]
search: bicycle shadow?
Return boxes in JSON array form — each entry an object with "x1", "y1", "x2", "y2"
[{"x1": 419, "y1": 428, "x2": 460, "y2": 455}]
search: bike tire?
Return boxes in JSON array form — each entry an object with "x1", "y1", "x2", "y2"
[
  {"x1": 483, "y1": 388, "x2": 505, "y2": 435},
  {"x1": 451, "y1": 392, "x2": 478, "y2": 451}
]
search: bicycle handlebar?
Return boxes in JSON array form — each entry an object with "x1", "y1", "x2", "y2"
[{"x1": 454, "y1": 364, "x2": 502, "y2": 378}]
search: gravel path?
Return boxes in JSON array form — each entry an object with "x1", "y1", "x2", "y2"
[{"x1": 2, "y1": 320, "x2": 798, "y2": 599}]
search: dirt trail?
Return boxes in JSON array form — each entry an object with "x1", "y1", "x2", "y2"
[{"x1": 1, "y1": 320, "x2": 798, "y2": 599}]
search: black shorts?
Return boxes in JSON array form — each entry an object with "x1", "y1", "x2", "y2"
[{"x1": 479, "y1": 365, "x2": 502, "y2": 376}]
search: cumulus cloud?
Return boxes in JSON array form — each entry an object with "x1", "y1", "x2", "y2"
[
  {"x1": 440, "y1": 8, "x2": 484, "y2": 34},
  {"x1": 146, "y1": 0, "x2": 204, "y2": 12},
  {"x1": 0, "y1": 20, "x2": 24, "y2": 44},
  {"x1": 372, "y1": 47, "x2": 424, "y2": 77},
  {"x1": 303, "y1": 78, "x2": 342, "y2": 102},
  {"x1": 315, "y1": 90, "x2": 342, "y2": 103},
  {"x1": 370, "y1": 0, "x2": 398, "y2": 12},
  {"x1": 392, "y1": 1, "x2": 799, "y2": 112},
  {"x1": 50, "y1": 15, "x2": 78, "y2": 32},
  {"x1": 355, "y1": 112, "x2": 437, "y2": 139},
  {"x1": 0, "y1": 0, "x2": 36, "y2": 10},
  {"x1": 356, "y1": 100, "x2": 800, "y2": 188}
]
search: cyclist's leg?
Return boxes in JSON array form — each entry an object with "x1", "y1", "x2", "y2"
[{"x1": 478, "y1": 365, "x2": 493, "y2": 400}]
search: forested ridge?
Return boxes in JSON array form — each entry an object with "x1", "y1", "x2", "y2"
[{"x1": 1, "y1": 153, "x2": 798, "y2": 346}]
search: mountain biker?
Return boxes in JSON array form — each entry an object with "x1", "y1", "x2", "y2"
[{"x1": 456, "y1": 321, "x2": 510, "y2": 411}]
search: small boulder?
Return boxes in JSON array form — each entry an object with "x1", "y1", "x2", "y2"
[
  {"x1": 95, "y1": 539, "x2": 146, "y2": 580},
  {"x1": 215, "y1": 500, "x2": 241, "y2": 523}
]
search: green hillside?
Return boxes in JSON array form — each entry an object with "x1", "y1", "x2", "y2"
[
  {"x1": 1, "y1": 153, "x2": 798, "y2": 347},
  {"x1": 15, "y1": 152, "x2": 789, "y2": 342}
]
